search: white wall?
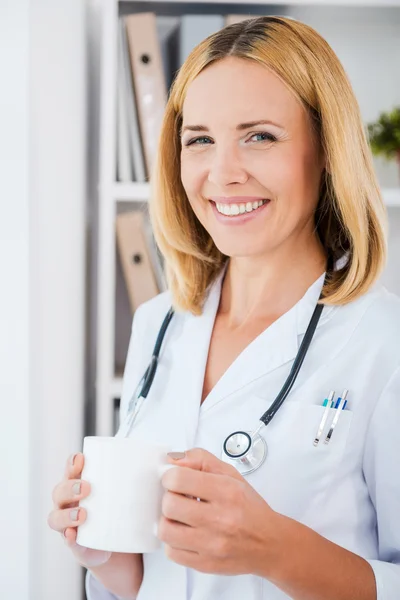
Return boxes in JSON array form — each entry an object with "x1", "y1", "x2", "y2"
[
  {"x1": 0, "y1": 0, "x2": 30, "y2": 597},
  {"x1": 30, "y1": 1, "x2": 87, "y2": 597},
  {"x1": 0, "y1": 1, "x2": 86, "y2": 599}
]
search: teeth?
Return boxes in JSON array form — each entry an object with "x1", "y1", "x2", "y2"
[{"x1": 215, "y1": 200, "x2": 267, "y2": 217}]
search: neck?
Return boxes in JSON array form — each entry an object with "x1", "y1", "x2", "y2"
[{"x1": 220, "y1": 237, "x2": 327, "y2": 329}]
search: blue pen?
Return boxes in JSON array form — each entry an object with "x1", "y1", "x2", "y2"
[
  {"x1": 334, "y1": 396, "x2": 348, "y2": 410},
  {"x1": 324, "y1": 390, "x2": 349, "y2": 444}
]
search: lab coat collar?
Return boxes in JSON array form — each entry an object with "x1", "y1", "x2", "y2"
[
  {"x1": 296, "y1": 271, "x2": 336, "y2": 335},
  {"x1": 184, "y1": 262, "x2": 337, "y2": 417}
]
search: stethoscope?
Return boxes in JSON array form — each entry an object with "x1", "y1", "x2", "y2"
[{"x1": 119, "y1": 271, "x2": 328, "y2": 476}]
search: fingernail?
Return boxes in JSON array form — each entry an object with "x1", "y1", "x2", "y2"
[
  {"x1": 72, "y1": 482, "x2": 81, "y2": 496},
  {"x1": 70, "y1": 509, "x2": 80, "y2": 522},
  {"x1": 70, "y1": 454, "x2": 77, "y2": 466},
  {"x1": 167, "y1": 452, "x2": 186, "y2": 460}
]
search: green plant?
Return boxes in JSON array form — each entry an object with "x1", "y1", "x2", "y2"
[{"x1": 367, "y1": 106, "x2": 400, "y2": 161}]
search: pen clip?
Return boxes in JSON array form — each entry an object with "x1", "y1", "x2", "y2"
[
  {"x1": 324, "y1": 389, "x2": 348, "y2": 444},
  {"x1": 313, "y1": 390, "x2": 335, "y2": 446}
]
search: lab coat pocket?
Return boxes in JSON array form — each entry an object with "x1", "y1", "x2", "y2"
[
  {"x1": 292, "y1": 404, "x2": 353, "y2": 456},
  {"x1": 253, "y1": 403, "x2": 354, "y2": 520}
]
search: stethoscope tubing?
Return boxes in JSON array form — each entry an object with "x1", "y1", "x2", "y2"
[
  {"x1": 259, "y1": 301, "x2": 324, "y2": 427},
  {"x1": 140, "y1": 307, "x2": 175, "y2": 398},
  {"x1": 125, "y1": 264, "x2": 332, "y2": 473}
]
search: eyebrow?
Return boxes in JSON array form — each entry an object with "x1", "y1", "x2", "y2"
[{"x1": 180, "y1": 119, "x2": 284, "y2": 136}]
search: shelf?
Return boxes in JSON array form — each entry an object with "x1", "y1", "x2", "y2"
[
  {"x1": 383, "y1": 188, "x2": 400, "y2": 207},
  {"x1": 113, "y1": 182, "x2": 400, "y2": 207},
  {"x1": 113, "y1": 182, "x2": 150, "y2": 201},
  {"x1": 120, "y1": 0, "x2": 400, "y2": 6},
  {"x1": 111, "y1": 375, "x2": 123, "y2": 398}
]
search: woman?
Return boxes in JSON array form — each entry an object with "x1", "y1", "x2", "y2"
[{"x1": 48, "y1": 16, "x2": 400, "y2": 600}]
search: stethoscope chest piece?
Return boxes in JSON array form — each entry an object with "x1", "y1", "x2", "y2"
[{"x1": 221, "y1": 430, "x2": 268, "y2": 475}]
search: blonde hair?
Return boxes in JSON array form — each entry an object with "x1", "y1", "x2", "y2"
[{"x1": 148, "y1": 15, "x2": 387, "y2": 316}]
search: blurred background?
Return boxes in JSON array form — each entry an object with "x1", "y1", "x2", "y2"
[{"x1": 1, "y1": 1, "x2": 399, "y2": 599}]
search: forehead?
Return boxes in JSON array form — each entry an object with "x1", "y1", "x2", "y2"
[{"x1": 181, "y1": 57, "x2": 306, "y2": 130}]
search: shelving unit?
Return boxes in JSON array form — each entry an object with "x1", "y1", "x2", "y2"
[
  {"x1": 119, "y1": 0, "x2": 400, "y2": 5},
  {"x1": 383, "y1": 188, "x2": 400, "y2": 207},
  {"x1": 95, "y1": 0, "x2": 400, "y2": 437},
  {"x1": 113, "y1": 181, "x2": 150, "y2": 201},
  {"x1": 113, "y1": 181, "x2": 400, "y2": 206}
]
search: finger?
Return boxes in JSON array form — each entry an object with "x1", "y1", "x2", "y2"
[
  {"x1": 47, "y1": 506, "x2": 86, "y2": 533},
  {"x1": 158, "y1": 515, "x2": 199, "y2": 553},
  {"x1": 62, "y1": 526, "x2": 77, "y2": 545},
  {"x1": 52, "y1": 478, "x2": 91, "y2": 509},
  {"x1": 161, "y1": 491, "x2": 209, "y2": 527},
  {"x1": 64, "y1": 452, "x2": 84, "y2": 481},
  {"x1": 62, "y1": 528, "x2": 112, "y2": 568},
  {"x1": 167, "y1": 448, "x2": 243, "y2": 481},
  {"x1": 162, "y1": 466, "x2": 222, "y2": 502},
  {"x1": 164, "y1": 546, "x2": 210, "y2": 572}
]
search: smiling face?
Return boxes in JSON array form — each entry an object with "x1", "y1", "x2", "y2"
[{"x1": 180, "y1": 57, "x2": 326, "y2": 260}]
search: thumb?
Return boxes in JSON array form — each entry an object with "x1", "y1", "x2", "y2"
[{"x1": 167, "y1": 448, "x2": 244, "y2": 481}]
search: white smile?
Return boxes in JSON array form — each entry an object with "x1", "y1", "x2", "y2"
[{"x1": 215, "y1": 199, "x2": 269, "y2": 217}]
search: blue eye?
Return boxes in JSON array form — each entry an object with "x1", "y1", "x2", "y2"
[
  {"x1": 185, "y1": 136, "x2": 211, "y2": 146},
  {"x1": 184, "y1": 132, "x2": 277, "y2": 146},
  {"x1": 251, "y1": 132, "x2": 277, "y2": 143}
]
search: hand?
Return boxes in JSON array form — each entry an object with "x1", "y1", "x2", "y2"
[
  {"x1": 47, "y1": 452, "x2": 112, "y2": 568},
  {"x1": 158, "y1": 448, "x2": 280, "y2": 576}
]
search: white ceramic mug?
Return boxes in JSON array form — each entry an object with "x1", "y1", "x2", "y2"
[{"x1": 76, "y1": 436, "x2": 175, "y2": 553}]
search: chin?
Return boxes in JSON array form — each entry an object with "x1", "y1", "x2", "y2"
[{"x1": 211, "y1": 238, "x2": 271, "y2": 259}]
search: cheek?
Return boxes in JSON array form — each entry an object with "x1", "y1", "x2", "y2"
[
  {"x1": 265, "y1": 149, "x2": 303, "y2": 187},
  {"x1": 286, "y1": 142, "x2": 322, "y2": 196},
  {"x1": 180, "y1": 156, "x2": 202, "y2": 196},
  {"x1": 264, "y1": 148, "x2": 319, "y2": 214},
  {"x1": 180, "y1": 157, "x2": 209, "y2": 217}
]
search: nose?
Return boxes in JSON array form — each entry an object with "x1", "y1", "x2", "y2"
[{"x1": 207, "y1": 144, "x2": 249, "y2": 187}]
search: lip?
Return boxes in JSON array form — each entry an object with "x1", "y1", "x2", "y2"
[
  {"x1": 209, "y1": 196, "x2": 268, "y2": 205},
  {"x1": 210, "y1": 198, "x2": 271, "y2": 225}
]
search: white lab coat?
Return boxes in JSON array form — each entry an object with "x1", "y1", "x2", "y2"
[{"x1": 86, "y1": 267, "x2": 400, "y2": 600}]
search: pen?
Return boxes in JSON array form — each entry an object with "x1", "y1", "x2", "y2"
[
  {"x1": 324, "y1": 389, "x2": 348, "y2": 444},
  {"x1": 314, "y1": 390, "x2": 335, "y2": 446},
  {"x1": 334, "y1": 396, "x2": 342, "y2": 409},
  {"x1": 322, "y1": 396, "x2": 334, "y2": 408},
  {"x1": 334, "y1": 396, "x2": 348, "y2": 409}
]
